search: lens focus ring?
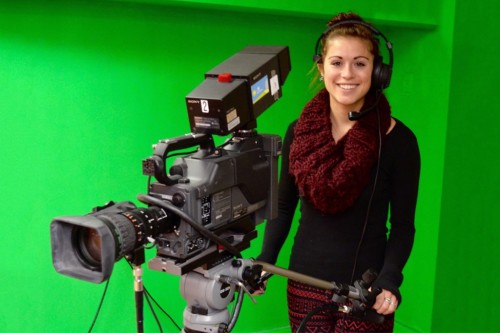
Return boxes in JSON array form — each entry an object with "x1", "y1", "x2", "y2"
[{"x1": 100, "y1": 214, "x2": 137, "y2": 259}]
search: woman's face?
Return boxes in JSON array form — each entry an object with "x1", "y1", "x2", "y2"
[{"x1": 318, "y1": 36, "x2": 374, "y2": 112}]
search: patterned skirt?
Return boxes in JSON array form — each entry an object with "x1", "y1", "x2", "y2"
[{"x1": 287, "y1": 279, "x2": 394, "y2": 333}]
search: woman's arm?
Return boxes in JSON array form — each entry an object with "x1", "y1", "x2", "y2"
[
  {"x1": 257, "y1": 121, "x2": 300, "y2": 264},
  {"x1": 372, "y1": 124, "x2": 421, "y2": 304}
]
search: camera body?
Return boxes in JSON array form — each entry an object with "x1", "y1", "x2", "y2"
[{"x1": 145, "y1": 131, "x2": 281, "y2": 275}]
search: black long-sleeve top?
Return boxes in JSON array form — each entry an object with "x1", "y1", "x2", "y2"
[{"x1": 258, "y1": 118, "x2": 420, "y2": 302}]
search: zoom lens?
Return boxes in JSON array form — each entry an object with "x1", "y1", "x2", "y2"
[
  {"x1": 74, "y1": 226, "x2": 102, "y2": 268},
  {"x1": 51, "y1": 201, "x2": 173, "y2": 283}
]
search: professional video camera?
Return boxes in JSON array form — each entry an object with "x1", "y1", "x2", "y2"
[
  {"x1": 50, "y1": 45, "x2": 384, "y2": 333},
  {"x1": 50, "y1": 45, "x2": 291, "y2": 332}
]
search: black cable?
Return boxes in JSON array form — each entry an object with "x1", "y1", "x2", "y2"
[
  {"x1": 124, "y1": 261, "x2": 181, "y2": 332},
  {"x1": 143, "y1": 285, "x2": 182, "y2": 331},
  {"x1": 137, "y1": 194, "x2": 242, "y2": 259},
  {"x1": 296, "y1": 303, "x2": 340, "y2": 333},
  {"x1": 349, "y1": 98, "x2": 383, "y2": 285},
  {"x1": 87, "y1": 278, "x2": 110, "y2": 333},
  {"x1": 143, "y1": 290, "x2": 163, "y2": 333},
  {"x1": 341, "y1": 99, "x2": 384, "y2": 333}
]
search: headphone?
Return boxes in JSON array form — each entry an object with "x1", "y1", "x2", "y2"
[{"x1": 312, "y1": 20, "x2": 394, "y2": 91}]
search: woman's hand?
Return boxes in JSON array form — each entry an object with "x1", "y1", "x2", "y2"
[
  {"x1": 252, "y1": 280, "x2": 268, "y2": 295},
  {"x1": 371, "y1": 289, "x2": 398, "y2": 315},
  {"x1": 251, "y1": 271, "x2": 271, "y2": 295}
]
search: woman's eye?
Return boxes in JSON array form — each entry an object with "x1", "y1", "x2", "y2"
[
  {"x1": 330, "y1": 61, "x2": 342, "y2": 67},
  {"x1": 355, "y1": 62, "x2": 367, "y2": 67}
]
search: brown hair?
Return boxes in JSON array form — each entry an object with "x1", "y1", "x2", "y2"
[{"x1": 319, "y1": 12, "x2": 381, "y2": 62}]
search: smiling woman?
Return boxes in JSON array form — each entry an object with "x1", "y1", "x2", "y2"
[
  {"x1": 318, "y1": 36, "x2": 375, "y2": 141},
  {"x1": 257, "y1": 11, "x2": 420, "y2": 333}
]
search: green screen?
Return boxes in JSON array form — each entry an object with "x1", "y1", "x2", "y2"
[{"x1": 2, "y1": 0, "x2": 497, "y2": 332}]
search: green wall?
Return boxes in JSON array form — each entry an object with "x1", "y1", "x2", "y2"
[
  {"x1": 0, "y1": 0, "x2": 469, "y2": 332},
  {"x1": 432, "y1": 0, "x2": 500, "y2": 332}
]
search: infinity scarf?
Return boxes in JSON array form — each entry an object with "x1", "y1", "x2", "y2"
[{"x1": 289, "y1": 88, "x2": 391, "y2": 215}]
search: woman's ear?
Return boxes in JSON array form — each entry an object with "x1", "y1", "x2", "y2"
[{"x1": 317, "y1": 63, "x2": 324, "y2": 77}]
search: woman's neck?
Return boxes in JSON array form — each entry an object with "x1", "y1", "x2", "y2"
[
  {"x1": 330, "y1": 113, "x2": 354, "y2": 142},
  {"x1": 329, "y1": 106, "x2": 357, "y2": 142}
]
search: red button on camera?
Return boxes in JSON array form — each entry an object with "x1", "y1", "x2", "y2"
[{"x1": 218, "y1": 73, "x2": 233, "y2": 83}]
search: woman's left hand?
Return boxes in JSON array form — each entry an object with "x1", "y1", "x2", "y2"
[{"x1": 372, "y1": 289, "x2": 398, "y2": 315}]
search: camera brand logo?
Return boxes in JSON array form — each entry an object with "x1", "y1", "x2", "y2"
[
  {"x1": 219, "y1": 283, "x2": 231, "y2": 298},
  {"x1": 201, "y1": 100, "x2": 209, "y2": 113}
]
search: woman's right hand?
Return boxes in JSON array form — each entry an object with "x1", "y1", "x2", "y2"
[
  {"x1": 252, "y1": 279, "x2": 268, "y2": 295},
  {"x1": 252, "y1": 271, "x2": 272, "y2": 295}
]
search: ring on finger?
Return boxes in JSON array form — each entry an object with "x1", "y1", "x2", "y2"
[{"x1": 384, "y1": 297, "x2": 393, "y2": 305}]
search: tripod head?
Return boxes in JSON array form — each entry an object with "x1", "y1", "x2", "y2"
[{"x1": 179, "y1": 258, "x2": 262, "y2": 333}]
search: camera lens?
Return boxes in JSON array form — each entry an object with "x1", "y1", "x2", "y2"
[
  {"x1": 75, "y1": 227, "x2": 102, "y2": 268},
  {"x1": 70, "y1": 213, "x2": 138, "y2": 270},
  {"x1": 51, "y1": 202, "x2": 174, "y2": 283}
]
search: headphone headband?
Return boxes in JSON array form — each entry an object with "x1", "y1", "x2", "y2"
[{"x1": 313, "y1": 19, "x2": 394, "y2": 90}]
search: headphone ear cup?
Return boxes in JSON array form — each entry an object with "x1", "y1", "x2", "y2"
[
  {"x1": 313, "y1": 54, "x2": 322, "y2": 63},
  {"x1": 372, "y1": 56, "x2": 392, "y2": 89}
]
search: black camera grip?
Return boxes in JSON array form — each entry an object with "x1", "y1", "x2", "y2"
[{"x1": 142, "y1": 133, "x2": 215, "y2": 185}]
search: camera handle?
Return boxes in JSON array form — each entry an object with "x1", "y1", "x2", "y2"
[
  {"x1": 252, "y1": 260, "x2": 384, "y2": 325},
  {"x1": 142, "y1": 133, "x2": 216, "y2": 186},
  {"x1": 127, "y1": 249, "x2": 146, "y2": 333}
]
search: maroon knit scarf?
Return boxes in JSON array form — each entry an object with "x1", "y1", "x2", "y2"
[{"x1": 289, "y1": 88, "x2": 391, "y2": 215}]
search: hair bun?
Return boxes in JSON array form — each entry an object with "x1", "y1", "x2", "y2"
[{"x1": 327, "y1": 12, "x2": 364, "y2": 27}]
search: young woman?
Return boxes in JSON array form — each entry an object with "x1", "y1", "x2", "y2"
[{"x1": 257, "y1": 12, "x2": 420, "y2": 332}]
